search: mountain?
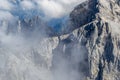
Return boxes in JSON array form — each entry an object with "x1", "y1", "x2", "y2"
[
  {"x1": 0, "y1": 0, "x2": 120, "y2": 80},
  {"x1": 52, "y1": 0, "x2": 120, "y2": 80}
]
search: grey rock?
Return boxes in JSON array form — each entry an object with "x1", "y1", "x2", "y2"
[
  {"x1": 0, "y1": 0, "x2": 120, "y2": 80},
  {"x1": 54, "y1": 0, "x2": 120, "y2": 80}
]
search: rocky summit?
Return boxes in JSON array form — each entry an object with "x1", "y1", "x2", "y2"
[{"x1": 53, "y1": 0, "x2": 120, "y2": 80}]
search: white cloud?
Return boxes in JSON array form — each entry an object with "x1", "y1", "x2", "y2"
[
  {"x1": 0, "y1": 0, "x2": 14, "y2": 10},
  {"x1": 37, "y1": 0, "x2": 64, "y2": 18},
  {"x1": 58, "y1": 0, "x2": 85, "y2": 5},
  {"x1": 20, "y1": 0, "x2": 35, "y2": 10},
  {"x1": 31, "y1": 0, "x2": 87, "y2": 19},
  {"x1": 35, "y1": 0, "x2": 87, "y2": 19},
  {"x1": 0, "y1": 0, "x2": 87, "y2": 19},
  {"x1": 0, "y1": 1, "x2": 88, "y2": 80},
  {"x1": 0, "y1": 11, "x2": 14, "y2": 21}
]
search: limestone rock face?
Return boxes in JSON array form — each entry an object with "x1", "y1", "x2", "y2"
[{"x1": 53, "y1": 0, "x2": 120, "y2": 80}]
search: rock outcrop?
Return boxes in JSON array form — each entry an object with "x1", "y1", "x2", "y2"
[{"x1": 52, "y1": 0, "x2": 120, "y2": 80}]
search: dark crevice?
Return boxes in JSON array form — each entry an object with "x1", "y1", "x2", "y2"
[
  {"x1": 117, "y1": 60, "x2": 120, "y2": 71},
  {"x1": 95, "y1": 61, "x2": 103, "y2": 80},
  {"x1": 104, "y1": 34, "x2": 114, "y2": 64},
  {"x1": 96, "y1": 21, "x2": 104, "y2": 36},
  {"x1": 105, "y1": 22, "x2": 110, "y2": 34},
  {"x1": 84, "y1": 23, "x2": 95, "y2": 38},
  {"x1": 95, "y1": 56, "x2": 105, "y2": 80}
]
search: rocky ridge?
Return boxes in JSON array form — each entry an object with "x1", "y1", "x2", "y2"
[{"x1": 53, "y1": 0, "x2": 120, "y2": 80}]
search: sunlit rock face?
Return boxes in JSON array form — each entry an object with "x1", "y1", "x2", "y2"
[{"x1": 60, "y1": 0, "x2": 120, "y2": 80}]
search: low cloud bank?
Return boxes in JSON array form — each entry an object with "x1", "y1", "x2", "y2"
[{"x1": 0, "y1": 0, "x2": 88, "y2": 80}]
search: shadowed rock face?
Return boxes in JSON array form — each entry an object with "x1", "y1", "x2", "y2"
[{"x1": 70, "y1": 0, "x2": 98, "y2": 29}]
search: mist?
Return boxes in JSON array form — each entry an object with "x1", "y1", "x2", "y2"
[{"x1": 0, "y1": 0, "x2": 88, "y2": 80}]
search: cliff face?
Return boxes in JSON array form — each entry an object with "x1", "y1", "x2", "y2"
[{"x1": 52, "y1": 0, "x2": 120, "y2": 80}]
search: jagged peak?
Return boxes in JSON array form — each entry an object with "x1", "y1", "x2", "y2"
[
  {"x1": 98, "y1": 0, "x2": 120, "y2": 21},
  {"x1": 69, "y1": 0, "x2": 120, "y2": 28}
]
